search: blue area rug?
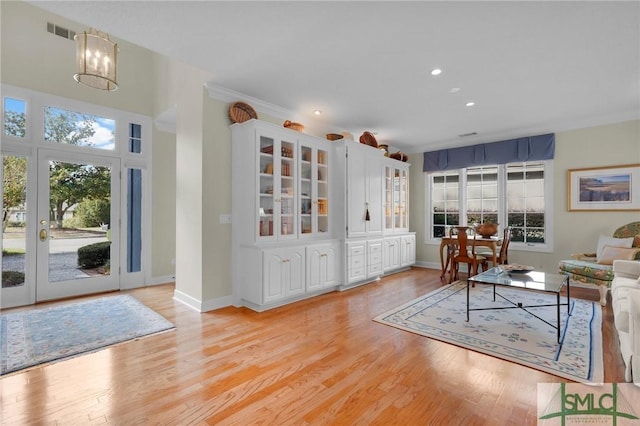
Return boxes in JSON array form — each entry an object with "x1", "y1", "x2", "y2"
[
  {"x1": 0, "y1": 294, "x2": 175, "y2": 375},
  {"x1": 374, "y1": 281, "x2": 603, "y2": 384}
]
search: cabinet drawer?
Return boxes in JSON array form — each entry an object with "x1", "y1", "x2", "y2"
[
  {"x1": 369, "y1": 244, "x2": 382, "y2": 253},
  {"x1": 368, "y1": 262, "x2": 383, "y2": 274},
  {"x1": 349, "y1": 245, "x2": 365, "y2": 257},
  {"x1": 369, "y1": 251, "x2": 382, "y2": 264},
  {"x1": 349, "y1": 254, "x2": 365, "y2": 268},
  {"x1": 349, "y1": 267, "x2": 366, "y2": 280}
]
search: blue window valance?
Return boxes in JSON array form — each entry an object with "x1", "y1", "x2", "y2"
[{"x1": 423, "y1": 133, "x2": 555, "y2": 172}]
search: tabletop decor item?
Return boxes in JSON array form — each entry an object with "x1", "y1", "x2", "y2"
[
  {"x1": 228, "y1": 101, "x2": 258, "y2": 123},
  {"x1": 326, "y1": 133, "x2": 343, "y2": 141},
  {"x1": 283, "y1": 120, "x2": 304, "y2": 132},
  {"x1": 378, "y1": 144, "x2": 389, "y2": 156},
  {"x1": 359, "y1": 131, "x2": 378, "y2": 148},
  {"x1": 475, "y1": 221, "x2": 498, "y2": 238}
]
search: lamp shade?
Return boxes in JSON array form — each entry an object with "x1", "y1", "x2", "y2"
[{"x1": 74, "y1": 29, "x2": 118, "y2": 91}]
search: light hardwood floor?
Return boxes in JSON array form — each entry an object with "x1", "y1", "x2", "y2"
[{"x1": 0, "y1": 267, "x2": 626, "y2": 425}]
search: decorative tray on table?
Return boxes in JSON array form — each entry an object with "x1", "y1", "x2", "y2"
[{"x1": 498, "y1": 264, "x2": 535, "y2": 273}]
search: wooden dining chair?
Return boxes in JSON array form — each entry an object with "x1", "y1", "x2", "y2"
[
  {"x1": 449, "y1": 226, "x2": 488, "y2": 283},
  {"x1": 478, "y1": 226, "x2": 512, "y2": 267}
]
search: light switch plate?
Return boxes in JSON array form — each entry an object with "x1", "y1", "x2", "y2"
[{"x1": 219, "y1": 214, "x2": 232, "y2": 224}]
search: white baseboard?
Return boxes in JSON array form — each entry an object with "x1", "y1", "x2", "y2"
[
  {"x1": 173, "y1": 289, "x2": 233, "y2": 313},
  {"x1": 148, "y1": 275, "x2": 175, "y2": 286},
  {"x1": 415, "y1": 261, "x2": 439, "y2": 270}
]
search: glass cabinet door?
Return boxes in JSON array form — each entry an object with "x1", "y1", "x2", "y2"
[
  {"x1": 257, "y1": 134, "x2": 296, "y2": 240},
  {"x1": 279, "y1": 140, "x2": 296, "y2": 238},
  {"x1": 258, "y1": 135, "x2": 277, "y2": 239},
  {"x1": 300, "y1": 145, "x2": 313, "y2": 235},
  {"x1": 398, "y1": 168, "x2": 408, "y2": 230},
  {"x1": 394, "y1": 168, "x2": 401, "y2": 229},
  {"x1": 384, "y1": 166, "x2": 393, "y2": 231},
  {"x1": 316, "y1": 148, "x2": 329, "y2": 236},
  {"x1": 299, "y1": 142, "x2": 329, "y2": 238}
]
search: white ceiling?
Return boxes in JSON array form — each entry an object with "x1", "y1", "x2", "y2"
[{"x1": 29, "y1": 1, "x2": 640, "y2": 153}]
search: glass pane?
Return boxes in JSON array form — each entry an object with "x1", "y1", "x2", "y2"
[
  {"x1": 129, "y1": 123, "x2": 142, "y2": 154},
  {"x1": 2, "y1": 155, "x2": 28, "y2": 288},
  {"x1": 4, "y1": 97, "x2": 26, "y2": 138},
  {"x1": 280, "y1": 141, "x2": 295, "y2": 236},
  {"x1": 127, "y1": 168, "x2": 142, "y2": 272},
  {"x1": 300, "y1": 144, "x2": 312, "y2": 234},
  {"x1": 48, "y1": 161, "x2": 111, "y2": 282},
  {"x1": 44, "y1": 106, "x2": 115, "y2": 150},
  {"x1": 317, "y1": 148, "x2": 328, "y2": 234},
  {"x1": 259, "y1": 136, "x2": 274, "y2": 237}
]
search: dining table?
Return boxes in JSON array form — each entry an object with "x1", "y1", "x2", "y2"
[{"x1": 439, "y1": 235, "x2": 503, "y2": 282}]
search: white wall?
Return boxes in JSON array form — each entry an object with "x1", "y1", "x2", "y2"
[{"x1": 411, "y1": 119, "x2": 640, "y2": 273}]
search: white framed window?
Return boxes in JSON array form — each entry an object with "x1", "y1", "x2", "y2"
[{"x1": 425, "y1": 160, "x2": 553, "y2": 252}]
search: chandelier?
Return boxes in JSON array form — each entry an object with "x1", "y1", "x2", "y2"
[{"x1": 74, "y1": 29, "x2": 118, "y2": 91}]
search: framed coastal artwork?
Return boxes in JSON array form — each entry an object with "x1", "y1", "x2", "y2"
[{"x1": 567, "y1": 164, "x2": 640, "y2": 211}]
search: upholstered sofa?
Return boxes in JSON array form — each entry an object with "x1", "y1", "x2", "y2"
[
  {"x1": 559, "y1": 222, "x2": 640, "y2": 305},
  {"x1": 611, "y1": 260, "x2": 640, "y2": 384}
]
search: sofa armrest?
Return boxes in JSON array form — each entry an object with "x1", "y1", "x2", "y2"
[
  {"x1": 614, "y1": 260, "x2": 640, "y2": 280},
  {"x1": 571, "y1": 252, "x2": 597, "y2": 261},
  {"x1": 628, "y1": 287, "x2": 640, "y2": 384}
]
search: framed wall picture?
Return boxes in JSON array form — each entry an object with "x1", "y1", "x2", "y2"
[{"x1": 567, "y1": 164, "x2": 640, "y2": 211}]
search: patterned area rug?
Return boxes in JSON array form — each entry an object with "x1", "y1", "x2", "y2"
[
  {"x1": 1, "y1": 294, "x2": 175, "y2": 375},
  {"x1": 374, "y1": 281, "x2": 603, "y2": 384}
]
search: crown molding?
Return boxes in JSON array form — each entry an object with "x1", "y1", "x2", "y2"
[{"x1": 205, "y1": 82, "x2": 292, "y2": 121}]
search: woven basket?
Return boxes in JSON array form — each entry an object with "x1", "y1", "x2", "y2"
[
  {"x1": 390, "y1": 151, "x2": 408, "y2": 162},
  {"x1": 284, "y1": 120, "x2": 304, "y2": 132},
  {"x1": 359, "y1": 131, "x2": 378, "y2": 148},
  {"x1": 228, "y1": 101, "x2": 257, "y2": 123},
  {"x1": 326, "y1": 133, "x2": 344, "y2": 141}
]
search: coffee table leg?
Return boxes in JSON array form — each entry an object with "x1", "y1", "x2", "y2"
[
  {"x1": 466, "y1": 279, "x2": 470, "y2": 322},
  {"x1": 566, "y1": 276, "x2": 570, "y2": 315},
  {"x1": 556, "y1": 293, "x2": 561, "y2": 343}
]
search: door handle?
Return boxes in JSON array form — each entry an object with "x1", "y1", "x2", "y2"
[{"x1": 39, "y1": 228, "x2": 47, "y2": 242}]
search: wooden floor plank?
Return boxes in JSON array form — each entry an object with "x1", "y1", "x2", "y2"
[{"x1": 0, "y1": 267, "x2": 624, "y2": 425}]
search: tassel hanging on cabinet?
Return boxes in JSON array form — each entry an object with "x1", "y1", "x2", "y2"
[{"x1": 365, "y1": 202, "x2": 370, "y2": 221}]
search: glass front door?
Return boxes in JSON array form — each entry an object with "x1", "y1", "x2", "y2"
[{"x1": 35, "y1": 150, "x2": 120, "y2": 301}]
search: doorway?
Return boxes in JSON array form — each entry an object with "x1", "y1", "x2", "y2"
[
  {"x1": 2, "y1": 87, "x2": 151, "y2": 309},
  {"x1": 2, "y1": 150, "x2": 121, "y2": 306}
]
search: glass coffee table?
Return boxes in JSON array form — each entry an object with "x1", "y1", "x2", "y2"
[{"x1": 467, "y1": 267, "x2": 570, "y2": 342}]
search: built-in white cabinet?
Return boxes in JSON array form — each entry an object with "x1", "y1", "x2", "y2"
[
  {"x1": 401, "y1": 234, "x2": 416, "y2": 267},
  {"x1": 367, "y1": 239, "x2": 384, "y2": 278},
  {"x1": 307, "y1": 242, "x2": 340, "y2": 291},
  {"x1": 383, "y1": 237, "x2": 401, "y2": 272},
  {"x1": 342, "y1": 141, "x2": 383, "y2": 238},
  {"x1": 231, "y1": 120, "x2": 341, "y2": 311},
  {"x1": 231, "y1": 119, "x2": 414, "y2": 309},
  {"x1": 384, "y1": 160, "x2": 410, "y2": 234},
  {"x1": 263, "y1": 247, "x2": 306, "y2": 304},
  {"x1": 346, "y1": 241, "x2": 367, "y2": 284}
]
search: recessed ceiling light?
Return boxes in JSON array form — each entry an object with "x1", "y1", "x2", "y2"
[
  {"x1": 431, "y1": 68, "x2": 442, "y2": 76},
  {"x1": 465, "y1": 101, "x2": 475, "y2": 107},
  {"x1": 450, "y1": 87, "x2": 461, "y2": 93},
  {"x1": 313, "y1": 110, "x2": 322, "y2": 116}
]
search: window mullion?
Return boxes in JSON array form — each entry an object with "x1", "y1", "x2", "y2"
[{"x1": 459, "y1": 169, "x2": 467, "y2": 226}]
